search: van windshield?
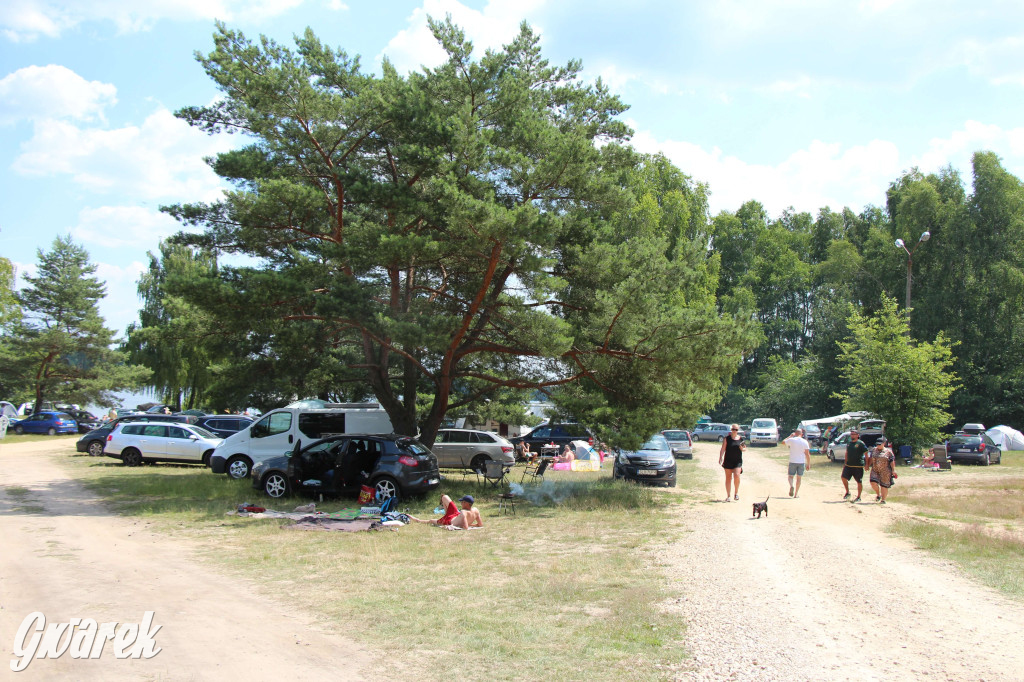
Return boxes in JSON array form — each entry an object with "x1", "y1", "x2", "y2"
[{"x1": 752, "y1": 419, "x2": 775, "y2": 428}]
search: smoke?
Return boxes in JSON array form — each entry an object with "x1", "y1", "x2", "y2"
[{"x1": 509, "y1": 480, "x2": 573, "y2": 506}]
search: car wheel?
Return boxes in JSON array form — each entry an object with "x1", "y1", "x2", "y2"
[
  {"x1": 122, "y1": 448, "x2": 142, "y2": 467},
  {"x1": 717, "y1": 435, "x2": 724, "y2": 442},
  {"x1": 263, "y1": 472, "x2": 289, "y2": 498},
  {"x1": 470, "y1": 454, "x2": 490, "y2": 472},
  {"x1": 14, "y1": 425, "x2": 24, "y2": 435},
  {"x1": 983, "y1": 452, "x2": 991, "y2": 466},
  {"x1": 226, "y1": 456, "x2": 252, "y2": 479},
  {"x1": 47, "y1": 427, "x2": 57, "y2": 436},
  {"x1": 87, "y1": 440, "x2": 104, "y2": 457},
  {"x1": 202, "y1": 450, "x2": 215, "y2": 467},
  {"x1": 373, "y1": 476, "x2": 399, "y2": 501}
]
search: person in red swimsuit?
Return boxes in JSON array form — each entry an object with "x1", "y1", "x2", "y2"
[{"x1": 408, "y1": 495, "x2": 461, "y2": 525}]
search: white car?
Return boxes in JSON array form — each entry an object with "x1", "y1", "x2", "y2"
[
  {"x1": 749, "y1": 418, "x2": 780, "y2": 446},
  {"x1": 105, "y1": 422, "x2": 223, "y2": 467}
]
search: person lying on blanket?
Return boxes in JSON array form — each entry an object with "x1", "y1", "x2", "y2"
[{"x1": 407, "y1": 494, "x2": 483, "y2": 529}]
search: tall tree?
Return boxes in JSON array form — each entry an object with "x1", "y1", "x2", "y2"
[
  {"x1": 836, "y1": 296, "x2": 958, "y2": 448},
  {"x1": 166, "y1": 21, "x2": 755, "y2": 446},
  {"x1": 13, "y1": 236, "x2": 150, "y2": 411}
]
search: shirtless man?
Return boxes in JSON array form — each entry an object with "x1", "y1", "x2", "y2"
[{"x1": 449, "y1": 495, "x2": 484, "y2": 529}]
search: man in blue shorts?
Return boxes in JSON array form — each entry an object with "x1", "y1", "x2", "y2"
[{"x1": 841, "y1": 429, "x2": 869, "y2": 502}]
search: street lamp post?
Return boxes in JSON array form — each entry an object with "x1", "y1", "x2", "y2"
[{"x1": 894, "y1": 231, "x2": 931, "y2": 320}]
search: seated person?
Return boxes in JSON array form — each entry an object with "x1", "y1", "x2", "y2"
[
  {"x1": 520, "y1": 442, "x2": 535, "y2": 463},
  {"x1": 920, "y1": 447, "x2": 937, "y2": 467},
  {"x1": 555, "y1": 444, "x2": 576, "y2": 463},
  {"x1": 408, "y1": 494, "x2": 461, "y2": 526}
]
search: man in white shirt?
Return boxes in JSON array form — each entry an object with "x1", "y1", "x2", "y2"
[{"x1": 784, "y1": 428, "x2": 812, "y2": 498}]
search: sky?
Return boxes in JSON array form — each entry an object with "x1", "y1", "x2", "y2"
[{"x1": 2, "y1": 0, "x2": 1023, "y2": 338}]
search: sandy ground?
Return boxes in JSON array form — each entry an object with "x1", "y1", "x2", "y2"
[
  {"x1": 663, "y1": 441, "x2": 1024, "y2": 681},
  {"x1": 0, "y1": 439, "x2": 372, "y2": 681}
]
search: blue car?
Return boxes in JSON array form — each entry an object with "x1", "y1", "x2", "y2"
[{"x1": 11, "y1": 411, "x2": 78, "y2": 435}]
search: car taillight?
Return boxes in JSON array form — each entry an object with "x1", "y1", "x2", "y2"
[
  {"x1": 398, "y1": 455, "x2": 418, "y2": 467},
  {"x1": 978, "y1": 443, "x2": 985, "y2": 452},
  {"x1": 107, "y1": 434, "x2": 113, "y2": 441},
  {"x1": 501, "y1": 446, "x2": 513, "y2": 453}
]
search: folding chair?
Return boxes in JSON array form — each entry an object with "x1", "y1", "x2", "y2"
[
  {"x1": 482, "y1": 459, "x2": 509, "y2": 488},
  {"x1": 520, "y1": 458, "x2": 549, "y2": 484},
  {"x1": 931, "y1": 444, "x2": 952, "y2": 470}
]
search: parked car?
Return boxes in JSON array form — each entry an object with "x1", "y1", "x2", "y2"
[
  {"x1": 796, "y1": 421, "x2": 822, "y2": 445},
  {"x1": 612, "y1": 434, "x2": 676, "y2": 487},
  {"x1": 145, "y1": 404, "x2": 177, "y2": 414},
  {"x1": 660, "y1": 429, "x2": 693, "y2": 458},
  {"x1": 251, "y1": 434, "x2": 441, "y2": 500},
  {"x1": 76, "y1": 413, "x2": 199, "y2": 457},
  {"x1": 509, "y1": 422, "x2": 594, "y2": 452},
  {"x1": 691, "y1": 423, "x2": 731, "y2": 442},
  {"x1": 64, "y1": 409, "x2": 103, "y2": 434},
  {"x1": 210, "y1": 402, "x2": 394, "y2": 479},
  {"x1": 826, "y1": 430, "x2": 886, "y2": 462},
  {"x1": 945, "y1": 434, "x2": 1001, "y2": 466},
  {"x1": 431, "y1": 429, "x2": 515, "y2": 470},
  {"x1": 194, "y1": 415, "x2": 254, "y2": 439},
  {"x1": 749, "y1": 418, "x2": 780, "y2": 446},
  {"x1": 11, "y1": 411, "x2": 78, "y2": 435},
  {"x1": 104, "y1": 422, "x2": 223, "y2": 467}
]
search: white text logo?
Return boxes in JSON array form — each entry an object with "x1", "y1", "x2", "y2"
[{"x1": 11, "y1": 611, "x2": 162, "y2": 672}]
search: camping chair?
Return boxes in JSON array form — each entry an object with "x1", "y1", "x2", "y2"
[
  {"x1": 520, "y1": 458, "x2": 549, "y2": 484},
  {"x1": 482, "y1": 459, "x2": 510, "y2": 488},
  {"x1": 931, "y1": 444, "x2": 951, "y2": 470}
]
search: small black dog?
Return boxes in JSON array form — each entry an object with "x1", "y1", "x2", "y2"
[{"x1": 752, "y1": 496, "x2": 769, "y2": 519}]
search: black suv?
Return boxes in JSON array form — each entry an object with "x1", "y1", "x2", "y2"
[
  {"x1": 251, "y1": 434, "x2": 440, "y2": 501},
  {"x1": 194, "y1": 415, "x2": 254, "y2": 439},
  {"x1": 75, "y1": 413, "x2": 199, "y2": 457},
  {"x1": 509, "y1": 422, "x2": 595, "y2": 456}
]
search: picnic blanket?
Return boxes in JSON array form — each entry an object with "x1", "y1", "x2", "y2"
[
  {"x1": 227, "y1": 507, "x2": 368, "y2": 520},
  {"x1": 285, "y1": 517, "x2": 385, "y2": 532}
]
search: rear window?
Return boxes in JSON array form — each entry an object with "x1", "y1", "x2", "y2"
[
  {"x1": 948, "y1": 435, "x2": 981, "y2": 445},
  {"x1": 663, "y1": 431, "x2": 689, "y2": 440}
]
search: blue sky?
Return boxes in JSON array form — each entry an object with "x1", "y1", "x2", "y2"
[{"x1": 2, "y1": 0, "x2": 1023, "y2": 338}]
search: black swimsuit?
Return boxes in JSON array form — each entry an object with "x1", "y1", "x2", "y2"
[{"x1": 722, "y1": 437, "x2": 744, "y2": 469}]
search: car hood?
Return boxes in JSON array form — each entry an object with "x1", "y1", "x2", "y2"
[{"x1": 619, "y1": 449, "x2": 674, "y2": 463}]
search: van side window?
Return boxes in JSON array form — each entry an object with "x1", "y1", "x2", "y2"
[
  {"x1": 298, "y1": 413, "x2": 346, "y2": 439},
  {"x1": 252, "y1": 412, "x2": 292, "y2": 439}
]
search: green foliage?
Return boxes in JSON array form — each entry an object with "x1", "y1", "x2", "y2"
[
  {"x1": 8, "y1": 236, "x2": 150, "y2": 410},
  {"x1": 0, "y1": 256, "x2": 18, "y2": 326},
  {"x1": 162, "y1": 20, "x2": 755, "y2": 446},
  {"x1": 836, "y1": 296, "x2": 958, "y2": 446}
]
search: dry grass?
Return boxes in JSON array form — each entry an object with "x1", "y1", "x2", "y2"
[{"x1": 62, "y1": 456, "x2": 699, "y2": 680}]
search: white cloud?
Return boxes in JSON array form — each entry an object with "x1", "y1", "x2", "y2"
[
  {"x1": 0, "y1": 65, "x2": 117, "y2": 124},
  {"x1": 325, "y1": 0, "x2": 348, "y2": 10},
  {"x1": 94, "y1": 260, "x2": 147, "y2": 334},
  {"x1": 12, "y1": 107, "x2": 231, "y2": 202},
  {"x1": 1, "y1": 0, "x2": 305, "y2": 41},
  {"x1": 71, "y1": 205, "x2": 184, "y2": 249},
  {"x1": 378, "y1": 0, "x2": 547, "y2": 74},
  {"x1": 632, "y1": 120, "x2": 1024, "y2": 217}
]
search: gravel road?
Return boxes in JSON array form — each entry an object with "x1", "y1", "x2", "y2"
[{"x1": 662, "y1": 441, "x2": 1024, "y2": 682}]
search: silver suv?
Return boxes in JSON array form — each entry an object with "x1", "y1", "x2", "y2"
[{"x1": 431, "y1": 429, "x2": 516, "y2": 471}]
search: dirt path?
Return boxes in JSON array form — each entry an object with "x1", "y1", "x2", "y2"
[
  {"x1": 0, "y1": 439, "x2": 372, "y2": 681},
  {"x1": 663, "y1": 441, "x2": 1024, "y2": 681}
]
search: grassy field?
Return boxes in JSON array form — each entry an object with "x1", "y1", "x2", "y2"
[
  {"x1": 63, "y1": 454, "x2": 699, "y2": 680},
  {"x1": 887, "y1": 449, "x2": 1024, "y2": 598}
]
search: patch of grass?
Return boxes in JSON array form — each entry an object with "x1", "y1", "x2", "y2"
[
  {"x1": 3, "y1": 484, "x2": 46, "y2": 513},
  {"x1": 891, "y1": 518, "x2": 1024, "y2": 598},
  {"x1": 0, "y1": 433, "x2": 79, "y2": 446},
  {"x1": 62, "y1": 457, "x2": 697, "y2": 679},
  {"x1": 897, "y1": 477, "x2": 1024, "y2": 522}
]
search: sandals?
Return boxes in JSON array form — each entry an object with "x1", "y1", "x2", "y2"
[
  {"x1": 843, "y1": 493, "x2": 851, "y2": 500},
  {"x1": 734, "y1": 494, "x2": 739, "y2": 501},
  {"x1": 853, "y1": 497, "x2": 861, "y2": 503}
]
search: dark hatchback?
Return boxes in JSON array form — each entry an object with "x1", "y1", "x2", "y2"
[
  {"x1": 509, "y1": 422, "x2": 594, "y2": 455},
  {"x1": 946, "y1": 434, "x2": 1002, "y2": 466},
  {"x1": 251, "y1": 434, "x2": 440, "y2": 500},
  {"x1": 75, "y1": 413, "x2": 199, "y2": 457},
  {"x1": 65, "y1": 409, "x2": 103, "y2": 434},
  {"x1": 612, "y1": 435, "x2": 677, "y2": 487},
  {"x1": 194, "y1": 415, "x2": 254, "y2": 439}
]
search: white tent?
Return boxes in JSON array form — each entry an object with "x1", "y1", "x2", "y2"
[
  {"x1": 985, "y1": 425, "x2": 1024, "y2": 451},
  {"x1": 802, "y1": 411, "x2": 873, "y2": 426}
]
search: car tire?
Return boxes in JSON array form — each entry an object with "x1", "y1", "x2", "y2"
[
  {"x1": 373, "y1": 476, "x2": 399, "y2": 501},
  {"x1": 14, "y1": 425, "x2": 24, "y2": 435},
  {"x1": 87, "y1": 440, "x2": 104, "y2": 457},
  {"x1": 983, "y1": 452, "x2": 991, "y2": 466},
  {"x1": 263, "y1": 472, "x2": 289, "y2": 498},
  {"x1": 122, "y1": 448, "x2": 142, "y2": 467},
  {"x1": 470, "y1": 454, "x2": 490, "y2": 473},
  {"x1": 226, "y1": 456, "x2": 252, "y2": 479},
  {"x1": 717, "y1": 435, "x2": 725, "y2": 442},
  {"x1": 202, "y1": 450, "x2": 215, "y2": 467},
  {"x1": 47, "y1": 427, "x2": 57, "y2": 436}
]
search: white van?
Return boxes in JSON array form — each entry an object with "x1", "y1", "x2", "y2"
[
  {"x1": 749, "y1": 418, "x2": 780, "y2": 446},
  {"x1": 209, "y1": 402, "x2": 393, "y2": 479}
]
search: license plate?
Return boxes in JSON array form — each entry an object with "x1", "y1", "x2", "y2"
[
  {"x1": 637, "y1": 470, "x2": 657, "y2": 476},
  {"x1": 428, "y1": 478, "x2": 439, "y2": 485}
]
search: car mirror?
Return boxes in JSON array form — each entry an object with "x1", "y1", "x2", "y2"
[{"x1": 189, "y1": 435, "x2": 198, "y2": 440}]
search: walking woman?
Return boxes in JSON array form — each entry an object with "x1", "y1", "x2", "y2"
[
  {"x1": 719, "y1": 424, "x2": 746, "y2": 502},
  {"x1": 868, "y1": 441, "x2": 897, "y2": 504}
]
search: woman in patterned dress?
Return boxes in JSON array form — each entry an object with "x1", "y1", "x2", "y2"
[{"x1": 868, "y1": 441, "x2": 897, "y2": 504}]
